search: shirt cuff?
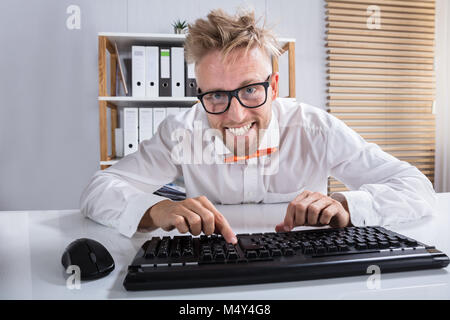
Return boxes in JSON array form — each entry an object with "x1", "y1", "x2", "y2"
[
  {"x1": 118, "y1": 192, "x2": 169, "y2": 238},
  {"x1": 331, "y1": 190, "x2": 375, "y2": 226}
]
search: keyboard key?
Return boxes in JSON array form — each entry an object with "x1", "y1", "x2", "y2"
[
  {"x1": 157, "y1": 250, "x2": 168, "y2": 258},
  {"x1": 214, "y1": 251, "x2": 226, "y2": 260},
  {"x1": 356, "y1": 243, "x2": 368, "y2": 250},
  {"x1": 367, "y1": 242, "x2": 379, "y2": 249},
  {"x1": 259, "y1": 250, "x2": 270, "y2": 258},
  {"x1": 246, "y1": 250, "x2": 258, "y2": 259},
  {"x1": 378, "y1": 241, "x2": 390, "y2": 249},
  {"x1": 144, "y1": 237, "x2": 160, "y2": 259},
  {"x1": 328, "y1": 245, "x2": 338, "y2": 253},
  {"x1": 239, "y1": 238, "x2": 264, "y2": 251},
  {"x1": 201, "y1": 252, "x2": 213, "y2": 261},
  {"x1": 271, "y1": 249, "x2": 282, "y2": 257},
  {"x1": 227, "y1": 251, "x2": 238, "y2": 260},
  {"x1": 315, "y1": 246, "x2": 326, "y2": 254},
  {"x1": 303, "y1": 246, "x2": 314, "y2": 255},
  {"x1": 345, "y1": 240, "x2": 355, "y2": 247},
  {"x1": 389, "y1": 241, "x2": 400, "y2": 247}
]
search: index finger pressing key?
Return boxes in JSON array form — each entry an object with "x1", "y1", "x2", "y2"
[{"x1": 199, "y1": 198, "x2": 237, "y2": 244}]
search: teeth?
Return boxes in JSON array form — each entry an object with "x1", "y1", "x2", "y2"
[{"x1": 227, "y1": 123, "x2": 252, "y2": 136}]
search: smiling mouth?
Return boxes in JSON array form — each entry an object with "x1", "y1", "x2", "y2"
[{"x1": 225, "y1": 122, "x2": 255, "y2": 136}]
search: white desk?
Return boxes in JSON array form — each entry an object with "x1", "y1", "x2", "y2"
[{"x1": 1, "y1": 193, "x2": 449, "y2": 300}]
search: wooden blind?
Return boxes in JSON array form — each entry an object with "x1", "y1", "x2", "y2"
[{"x1": 326, "y1": 0, "x2": 436, "y2": 194}]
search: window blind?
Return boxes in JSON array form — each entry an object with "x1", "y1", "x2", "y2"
[{"x1": 326, "y1": 0, "x2": 436, "y2": 194}]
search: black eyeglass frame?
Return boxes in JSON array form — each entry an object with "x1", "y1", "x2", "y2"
[{"x1": 197, "y1": 75, "x2": 272, "y2": 115}]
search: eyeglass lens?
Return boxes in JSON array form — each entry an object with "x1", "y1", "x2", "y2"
[{"x1": 202, "y1": 83, "x2": 267, "y2": 113}]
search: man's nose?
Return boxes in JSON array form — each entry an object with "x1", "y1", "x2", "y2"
[{"x1": 227, "y1": 97, "x2": 247, "y2": 122}]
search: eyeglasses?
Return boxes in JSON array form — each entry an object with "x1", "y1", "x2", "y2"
[{"x1": 197, "y1": 75, "x2": 271, "y2": 115}]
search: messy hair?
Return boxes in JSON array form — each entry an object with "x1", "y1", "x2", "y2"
[{"x1": 184, "y1": 8, "x2": 281, "y2": 66}]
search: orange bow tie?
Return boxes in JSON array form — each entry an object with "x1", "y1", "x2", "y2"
[{"x1": 224, "y1": 147, "x2": 278, "y2": 163}]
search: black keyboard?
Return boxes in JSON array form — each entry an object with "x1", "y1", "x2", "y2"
[{"x1": 123, "y1": 226, "x2": 449, "y2": 291}]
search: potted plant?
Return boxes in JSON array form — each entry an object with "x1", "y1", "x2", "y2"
[{"x1": 172, "y1": 19, "x2": 188, "y2": 34}]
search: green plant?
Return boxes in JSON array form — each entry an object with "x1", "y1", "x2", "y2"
[{"x1": 172, "y1": 19, "x2": 188, "y2": 30}]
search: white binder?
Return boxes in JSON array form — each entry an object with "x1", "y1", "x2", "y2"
[
  {"x1": 138, "y1": 108, "x2": 153, "y2": 143},
  {"x1": 114, "y1": 128, "x2": 124, "y2": 158},
  {"x1": 153, "y1": 108, "x2": 167, "y2": 134},
  {"x1": 132, "y1": 46, "x2": 146, "y2": 97},
  {"x1": 171, "y1": 47, "x2": 185, "y2": 97},
  {"x1": 145, "y1": 46, "x2": 159, "y2": 97},
  {"x1": 185, "y1": 62, "x2": 197, "y2": 96},
  {"x1": 123, "y1": 107, "x2": 139, "y2": 155}
]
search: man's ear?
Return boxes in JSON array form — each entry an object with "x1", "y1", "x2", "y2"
[{"x1": 271, "y1": 72, "x2": 280, "y2": 99}]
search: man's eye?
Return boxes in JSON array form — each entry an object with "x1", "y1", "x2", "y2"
[
  {"x1": 245, "y1": 87, "x2": 256, "y2": 94},
  {"x1": 204, "y1": 92, "x2": 226, "y2": 102}
]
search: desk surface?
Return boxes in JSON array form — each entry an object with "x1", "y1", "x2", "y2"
[{"x1": 1, "y1": 194, "x2": 449, "y2": 300}]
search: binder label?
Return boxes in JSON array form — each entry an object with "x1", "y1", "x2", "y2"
[{"x1": 161, "y1": 49, "x2": 170, "y2": 78}]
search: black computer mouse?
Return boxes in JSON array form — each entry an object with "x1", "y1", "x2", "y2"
[{"x1": 61, "y1": 238, "x2": 115, "y2": 280}]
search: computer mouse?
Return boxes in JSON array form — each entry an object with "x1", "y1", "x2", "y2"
[{"x1": 61, "y1": 238, "x2": 115, "y2": 280}]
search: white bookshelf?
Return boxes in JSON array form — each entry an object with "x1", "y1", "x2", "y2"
[
  {"x1": 98, "y1": 32, "x2": 296, "y2": 168},
  {"x1": 98, "y1": 96, "x2": 199, "y2": 107}
]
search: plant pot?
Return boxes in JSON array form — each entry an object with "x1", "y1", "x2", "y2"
[{"x1": 174, "y1": 27, "x2": 186, "y2": 34}]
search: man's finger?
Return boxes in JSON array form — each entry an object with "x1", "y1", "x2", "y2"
[
  {"x1": 306, "y1": 197, "x2": 333, "y2": 226},
  {"x1": 330, "y1": 206, "x2": 350, "y2": 228},
  {"x1": 173, "y1": 215, "x2": 190, "y2": 234},
  {"x1": 184, "y1": 198, "x2": 216, "y2": 236},
  {"x1": 279, "y1": 191, "x2": 316, "y2": 231},
  {"x1": 275, "y1": 222, "x2": 286, "y2": 232},
  {"x1": 282, "y1": 202, "x2": 296, "y2": 231},
  {"x1": 199, "y1": 197, "x2": 237, "y2": 244},
  {"x1": 294, "y1": 192, "x2": 322, "y2": 225},
  {"x1": 292, "y1": 190, "x2": 312, "y2": 203},
  {"x1": 176, "y1": 205, "x2": 203, "y2": 236}
]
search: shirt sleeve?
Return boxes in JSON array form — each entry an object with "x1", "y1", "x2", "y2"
[
  {"x1": 80, "y1": 119, "x2": 182, "y2": 238},
  {"x1": 326, "y1": 114, "x2": 436, "y2": 227}
]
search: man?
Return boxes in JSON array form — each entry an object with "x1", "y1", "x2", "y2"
[{"x1": 80, "y1": 9, "x2": 436, "y2": 245}]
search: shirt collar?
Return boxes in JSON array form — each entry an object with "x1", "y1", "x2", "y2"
[{"x1": 214, "y1": 109, "x2": 280, "y2": 157}]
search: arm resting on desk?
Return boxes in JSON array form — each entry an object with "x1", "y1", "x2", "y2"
[
  {"x1": 326, "y1": 115, "x2": 436, "y2": 227},
  {"x1": 80, "y1": 120, "x2": 181, "y2": 238}
]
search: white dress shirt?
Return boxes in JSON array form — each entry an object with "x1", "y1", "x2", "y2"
[{"x1": 80, "y1": 98, "x2": 436, "y2": 238}]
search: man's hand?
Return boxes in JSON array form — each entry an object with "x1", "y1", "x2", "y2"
[
  {"x1": 275, "y1": 191, "x2": 351, "y2": 232},
  {"x1": 141, "y1": 196, "x2": 237, "y2": 244}
]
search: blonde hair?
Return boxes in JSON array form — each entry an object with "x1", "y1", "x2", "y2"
[{"x1": 185, "y1": 8, "x2": 281, "y2": 66}]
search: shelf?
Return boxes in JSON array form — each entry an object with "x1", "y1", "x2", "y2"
[
  {"x1": 98, "y1": 96, "x2": 199, "y2": 107},
  {"x1": 100, "y1": 159, "x2": 120, "y2": 166},
  {"x1": 98, "y1": 32, "x2": 296, "y2": 52}
]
